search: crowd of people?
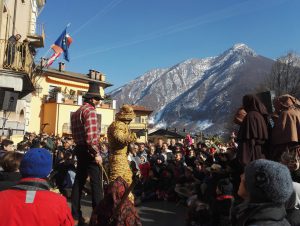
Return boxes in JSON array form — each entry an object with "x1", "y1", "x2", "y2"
[{"x1": 0, "y1": 92, "x2": 299, "y2": 226}]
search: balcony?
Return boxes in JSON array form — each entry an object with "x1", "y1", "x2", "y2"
[
  {"x1": 43, "y1": 92, "x2": 115, "y2": 109},
  {"x1": 0, "y1": 39, "x2": 35, "y2": 75},
  {"x1": 129, "y1": 122, "x2": 147, "y2": 130},
  {"x1": 27, "y1": 23, "x2": 45, "y2": 48}
]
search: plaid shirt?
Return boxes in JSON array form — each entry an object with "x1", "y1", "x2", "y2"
[{"x1": 71, "y1": 102, "x2": 100, "y2": 155}]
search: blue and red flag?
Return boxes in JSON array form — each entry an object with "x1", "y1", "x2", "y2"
[{"x1": 45, "y1": 26, "x2": 72, "y2": 67}]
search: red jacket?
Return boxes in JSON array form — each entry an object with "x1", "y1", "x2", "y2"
[
  {"x1": 139, "y1": 162, "x2": 150, "y2": 179},
  {"x1": 0, "y1": 178, "x2": 74, "y2": 226}
]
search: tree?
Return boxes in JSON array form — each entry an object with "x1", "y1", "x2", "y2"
[{"x1": 263, "y1": 52, "x2": 300, "y2": 98}]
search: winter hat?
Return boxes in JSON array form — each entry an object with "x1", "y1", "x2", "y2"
[
  {"x1": 20, "y1": 148, "x2": 52, "y2": 178},
  {"x1": 245, "y1": 159, "x2": 293, "y2": 204},
  {"x1": 217, "y1": 178, "x2": 233, "y2": 195}
]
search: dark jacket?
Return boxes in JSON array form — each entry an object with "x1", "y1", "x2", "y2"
[
  {"x1": 0, "y1": 171, "x2": 21, "y2": 191},
  {"x1": 234, "y1": 202, "x2": 290, "y2": 226},
  {"x1": 212, "y1": 195, "x2": 234, "y2": 226}
]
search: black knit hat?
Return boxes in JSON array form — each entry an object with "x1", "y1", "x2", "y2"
[
  {"x1": 245, "y1": 159, "x2": 293, "y2": 204},
  {"x1": 83, "y1": 81, "x2": 104, "y2": 100}
]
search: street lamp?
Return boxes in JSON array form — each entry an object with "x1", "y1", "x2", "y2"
[{"x1": 34, "y1": 84, "x2": 43, "y2": 95}]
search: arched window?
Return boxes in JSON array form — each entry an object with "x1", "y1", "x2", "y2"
[{"x1": 19, "y1": 109, "x2": 25, "y2": 123}]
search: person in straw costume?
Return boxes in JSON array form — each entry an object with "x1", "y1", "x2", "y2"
[{"x1": 107, "y1": 105, "x2": 137, "y2": 201}]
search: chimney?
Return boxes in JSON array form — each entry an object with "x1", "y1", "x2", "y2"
[
  {"x1": 59, "y1": 62, "x2": 65, "y2": 71},
  {"x1": 89, "y1": 69, "x2": 96, "y2": 79},
  {"x1": 95, "y1": 71, "x2": 101, "y2": 80}
]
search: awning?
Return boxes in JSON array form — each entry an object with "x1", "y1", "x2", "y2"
[{"x1": 46, "y1": 76, "x2": 89, "y2": 89}]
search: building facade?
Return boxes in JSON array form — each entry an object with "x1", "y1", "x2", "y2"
[
  {"x1": 0, "y1": 0, "x2": 45, "y2": 138},
  {"x1": 29, "y1": 64, "x2": 115, "y2": 137},
  {"x1": 128, "y1": 105, "x2": 152, "y2": 143}
]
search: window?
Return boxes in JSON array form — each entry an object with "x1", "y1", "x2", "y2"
[{"x1": 134, "y1": 116, "x2": 141, "y2": 123}]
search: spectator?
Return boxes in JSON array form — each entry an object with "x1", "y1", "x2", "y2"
[
  {"x1": 0, "y1": 139, "x2": 14, "y2": 158},
  {"x1": 0, "y1": 148, "x2": 74, "y2": 226},
  {"x1": 5, "y1": 34, "x2": 21, "y2": 66},
  {"x1": 234, "y1": 159, "x2": 293, "y2": 225},
  {"x1": 161, "y1": 142, "x2": 174, "y2": 164},
  {"x1": 0, "y1": 152, "x2": 23, "y2": 191},
  {"x1": 155, "y1": 138, "x2": 164, "y2": 154},
  {"x1": 139, "y1": 154, "x2": 151, "y2": 181},
  {"x1": 168, "y1": 139, "x2": 177, "y2": 153},
  {"x1": 211, "y1": 178, "x2": 234, "y2": 226},
  {"x1": 138, "y1": 143, "x2": 148, "y2": 157}
]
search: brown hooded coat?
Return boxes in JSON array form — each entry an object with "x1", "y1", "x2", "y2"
[
  {"x1": 237, "y1": 94, "x2": 269, "y2": 166},
  {"x1": 271, "y1": 95, "x2": 300, "y2": 160}
]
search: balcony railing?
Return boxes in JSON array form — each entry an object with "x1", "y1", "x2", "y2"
[
  {"x1": 27, "y1": 23, "x2": 45, "y2": 48},
  {"x1": 43, "y1": 93, "x2": 115, "y2": 109},
  {"x1": 0, "y1": 39, "x2": 35, "y2": 75}
]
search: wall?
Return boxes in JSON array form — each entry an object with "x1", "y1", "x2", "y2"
[
  {"x1": 27, "y1": 93, "x2": 43, "y2": 133},
  {"x1": 1, "y1": 0, "x2": 33, "y2": 40}
]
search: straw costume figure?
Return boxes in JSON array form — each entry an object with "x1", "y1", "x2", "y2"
[{"x1": 107, "y1": 105, "x2": 137, "y2": 199}]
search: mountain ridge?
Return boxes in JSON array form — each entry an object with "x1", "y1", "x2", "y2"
[{"x1": 109, "y1": 43, "x2": 274, "y2": 134}]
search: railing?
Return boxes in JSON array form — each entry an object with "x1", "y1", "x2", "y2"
[
  {"x1": 43, "y1": 93, "x2": 115, "y2": 109},
  {"x1": 0, "y1": 39, "x2": 35, "y2": 74},
  {"x1": 28, "y1": 22, "x2": 44, "y2": 37}
]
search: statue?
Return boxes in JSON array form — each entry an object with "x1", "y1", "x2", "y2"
[{"x1": 107, "y1": 105, "x2": 137, "y2": 188}]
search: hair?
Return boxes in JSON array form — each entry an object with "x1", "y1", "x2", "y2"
[
  {"x1": 1, "y1": 139, "x2": 13, "y2": 147},
  {"x1": 1, "y1": 152, "x2": 23, "y2": 172}
]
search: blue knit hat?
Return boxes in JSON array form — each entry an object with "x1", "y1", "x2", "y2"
[
  {"x1": 245, "y1": 159, "x2": 293, "y2": 204},
  {"x1": 20, "y1": 148, "x2": 52, "y2": 178}
]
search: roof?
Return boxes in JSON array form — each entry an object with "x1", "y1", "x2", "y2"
[
  {"x1": 42, "y1": 68, "x2": 113, "y2": 88},
  {"x1": 148, "y1": 129, "x2": 186, "y2": 139},
  {"x1": 129, "y1": 105, "x2": 153, "y2": 114}
]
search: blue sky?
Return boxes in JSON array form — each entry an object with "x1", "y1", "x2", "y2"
[{"x1": 38, "y1": 0, "x2": 300, "y2": 91}]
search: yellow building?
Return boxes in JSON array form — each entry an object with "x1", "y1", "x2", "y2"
[
  {"x1": 0, "y1": 0, "x2": 45, "y2": 139},
  {"x1": 29, "y1": 64, "x2": 115, "y2": 136},
  {"x1": 128, "y1": 105, "x2": 153, "y2": 143}
]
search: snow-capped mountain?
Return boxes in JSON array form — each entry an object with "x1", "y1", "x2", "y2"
[{"x1": 109, "y1": 43, "x2": 274, "y2": 134}]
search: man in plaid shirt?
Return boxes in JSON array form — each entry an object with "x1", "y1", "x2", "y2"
[{"x1": 71, "y1": 81, "x2": 104, "y2": 225}]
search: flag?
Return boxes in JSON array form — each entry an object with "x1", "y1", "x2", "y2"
[
  {"x1": 45, "y1": 26, "x2": 72, "y2": 67},
  {"x1": 51, "y1": 28, "x2": 72, "y2": 61},
  {"x1": 45, "y1": 52, "x2": 61, "y2": 68}
]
